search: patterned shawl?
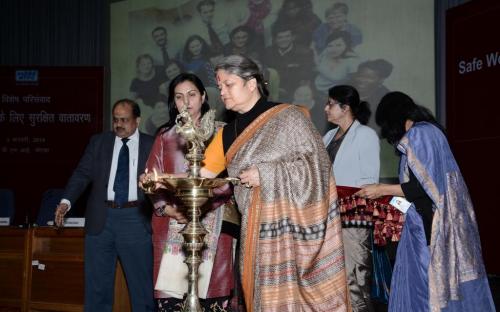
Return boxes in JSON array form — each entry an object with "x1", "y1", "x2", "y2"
[
  {"x1": 398, "y1": 122, "x2": 488, "y2": 311},
  {"x1": 226, "y1": 104, "x2": 350, "y2": 311}
]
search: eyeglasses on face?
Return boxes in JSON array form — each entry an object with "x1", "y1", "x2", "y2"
[{"x1": 325, "y1": 99, "x2": 341, "y2": 108}]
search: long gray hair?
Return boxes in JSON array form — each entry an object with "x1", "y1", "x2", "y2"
[{"x1": 214, "y1": 55, "x2": 269, "y2": 98}]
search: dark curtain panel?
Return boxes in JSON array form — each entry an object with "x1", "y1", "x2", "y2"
[
  {"x1": 0, "y1": 0, "x2": 108, "y2": 66},
  {"x1": 435, "y1": 0, "x2": 470, "y2": 125}
]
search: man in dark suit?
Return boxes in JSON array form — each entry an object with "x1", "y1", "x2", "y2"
[
  {"x1": 54, "y1": 99, "x2": 155, "y2": 312},
  {"x1": 197, "y1": 0, "x2": 226, "y2": 55},
  {"x1": 263, "y1": 23, "x2": 315, "y2": 101},
  {"x1": 151, "y1": 26, "x2": 170, "y2": 66}
]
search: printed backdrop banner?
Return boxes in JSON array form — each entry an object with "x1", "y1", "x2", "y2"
[
  {"x1": 111, "y1": 0, "x2": 435, "y2": 178},
  {"x1": 0, "y1": 67, "x2": 103, "y2": 225}
]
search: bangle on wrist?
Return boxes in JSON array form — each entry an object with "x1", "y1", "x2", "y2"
[{"x1": 155, "y1": 205, "x2": 167, "y2": 217}]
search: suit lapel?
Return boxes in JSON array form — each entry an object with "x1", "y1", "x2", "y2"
[
  {"x1": 103, "y1": 132, "x2": 115, "y2": 185},
  {"x1": 137, "y1": 133, "x2": 147, "y2": 177}
]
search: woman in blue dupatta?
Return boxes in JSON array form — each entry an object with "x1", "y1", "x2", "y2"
[{"x1": 356, "y1": 91, "x2": 495, "y2": 312}]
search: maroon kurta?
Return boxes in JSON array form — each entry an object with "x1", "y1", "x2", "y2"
[{"x1": 145, "y1": 126, "x2": 234, "y2": 299}]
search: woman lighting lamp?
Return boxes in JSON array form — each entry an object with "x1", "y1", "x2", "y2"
[
  {"x1": 143, "y1": 73, "x2": 237, "y2": 312},
  {"x1": 200, "y1": 55, "x2": 350, "y2": 311}
]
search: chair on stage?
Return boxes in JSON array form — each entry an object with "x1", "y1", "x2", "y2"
[
  {"x1": 36, "y1": 188, "x2": 65, "y2": 226},
  {"x1": 0, "y1": 188, "x2": 15, "y2": 225}
]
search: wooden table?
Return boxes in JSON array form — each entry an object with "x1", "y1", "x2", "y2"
[{"x1": 0, "y1": 227, "x2": 131, "y2": 312}]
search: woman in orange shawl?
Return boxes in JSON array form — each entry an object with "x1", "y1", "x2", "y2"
[{"x1": 201, "y1": 55, "x2": 351, "y2": 311}]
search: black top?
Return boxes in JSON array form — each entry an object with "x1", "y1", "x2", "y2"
[
  {"x1": 326, "y1": 131, "x2": 346, "y2": 164},
  {"x1": 401, "y1": 169, "x2": 434, "y2": 245},
  {"x1": 325, "y1": 123, "x2": 353, "y2": 164},
  {"x1": 222, "y1": 98, "x2": 277, "y2": 153},
  {"x1": 219, "y1": 97, "x2": 277, "y2": 238}
]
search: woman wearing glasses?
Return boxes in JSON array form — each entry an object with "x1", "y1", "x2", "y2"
[{"x1": 323, "y1": 85, "x2": 380, "y2": 312}]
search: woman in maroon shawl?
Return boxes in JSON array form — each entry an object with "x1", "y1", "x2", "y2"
[{"x1": 144, "y1": 73, "x2": 237, "y2": 311}]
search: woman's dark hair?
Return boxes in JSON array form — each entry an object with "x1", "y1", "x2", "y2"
[
  {"x1": 164, "y1": 60, "x2": 185, "y2": 78},
  {"x1": 357, "y1": 59, "x2": 393, "y2": 79},
  {"x1": 376, "y1": 91, "x2": 443, "y2": 145},
  {"x1": 182, "y1": 35, "x2": 211, "y2": 62},
  {"x1": 135, "y1": 54, "x2": 154, "y2": 67},
  {"x1": 324, "y1": 31, "x2": 353, "y2": 58},
  {"x1": 135, "y1": 54, "x2": 154, "y2": 73},
  {"x1": 229, "y1": 25, "x2": 254, "y2": 44},
  {"x1": 158, "y1": 73, "x2": 210, "y2": 133},
  {"x1": 277, "y1": 0, "x2": 314, "y2": 18},
  {"x1": 215, "y1": 54, "x2": 269, "y2": 98},
  {"x1": 328, "y1": 85, "x2": 370, "y2": 125},
  {"x1": 325, "y1": 2, "x2": 349, "y2": 17}
]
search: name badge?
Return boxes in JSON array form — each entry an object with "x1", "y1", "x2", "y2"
[
  {"x1": 47, "y1": 218, "x2": 85, "y2": 227},
  {"x1": 389, "y1": 196, "x2": 412, "y2": 213},
  {"x1": 0, "y1": 217, "x2": 10, "y2": 226},
  {"x1": 63, "y1": 218, "x2": 85, "y2": 227}
]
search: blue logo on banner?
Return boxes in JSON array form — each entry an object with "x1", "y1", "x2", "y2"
[{"x1": 15, "y1": 70, "x2": 38, "y2": 82}]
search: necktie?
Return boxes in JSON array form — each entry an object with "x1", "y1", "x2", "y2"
[
  {"x1": 161, "y1": 46, "x2": 169, "y2": 66},
  {"x1": 207, "y1": 23, "x2": 223, "y2": 55},
  {"x1": 113, "y1": 138, "x2": 129, "y2": 206}
]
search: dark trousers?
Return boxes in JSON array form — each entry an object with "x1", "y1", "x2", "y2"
[{"x1": 84, "y1": 207, "x2": 154, "y2": 312}]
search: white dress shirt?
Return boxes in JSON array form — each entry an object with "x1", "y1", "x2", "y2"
[{"x1": 107, "y1": 128, "x2": 140, "y2": 202}]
